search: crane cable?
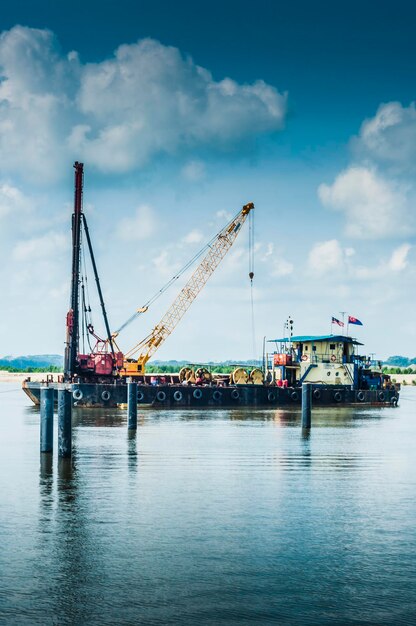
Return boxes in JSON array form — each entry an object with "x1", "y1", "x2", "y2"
[
  {"x1": 114, "y1": 208, "x2": 249, "y2": 337},
  {"x1": 248, "y1": 210, "x2": 256, "y2": 365},
  {"x1": 80, "y1": 241, "x2": 94, "y2": 352}
]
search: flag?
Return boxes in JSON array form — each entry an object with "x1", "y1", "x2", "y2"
[
  {"x1": 348, "y1": 316, "x2": 363, "y2": 326},
  {"x1": 332, "y1": 316, "x2": 344, "y2": 327}
]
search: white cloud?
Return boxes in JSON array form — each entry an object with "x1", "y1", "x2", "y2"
[
  {"x1": 152, "y1": 249, "x2": 180, "y2": 278},
  {"x1": 0, "y1": 26, "x2": 287, "y2": 180},
  {"x1": 259, "y1": 242, "x2": 293, "y2": 276},
  {"x1": 0, "y1": 27, "x2": 78, "y2": 182},
  {"x1": 116, "y1": 204, "x2": 156, "y2": 241},
  {"x1": 270, "y1": 258, "x2": 294, "y2": 277},
  {"x1": 356, "y1": 101, "x2": 416, "y2": 165},
  {"x1": 216, "y1": 209, "x2": 232, "y2": 222},
  {"x1": 12, "y1": 232, "x2": 67, "y2": 261},
  {"x1": 388, "y1": 243, "x2": 411, "y2": 272},
  {"x1": 259, "y1": 242, "x2": 274, "y2": 260},
  {"x1": 318, "y1": 166, "x2": 411, "y2": 239},
  {"x1": 308, "y1": 239, "x2": 345, "y2": 274},
  {"x1": 181, "y1": 160, "x2": 206, "y2": 181},
  {"x1": 0, "y1": 183, "x2": 31, "y2": 217},
  {"x1": 182, "y1": 229, "x2": 204, "y2": 244},
  {"x1": 306, "y1": 239, "x2": 412, "y2": 281}
]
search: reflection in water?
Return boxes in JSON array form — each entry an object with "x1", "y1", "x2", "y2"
[
  {"x1": 39, "y1": 452, "x2": 53, "y2": 479},
  {"x1": 55, "y1": 454, "x2": 93, "y2": 624},
  {"x1": 301, "y1": 426, "x2": 311, "y2": 440},
  {"x1": 2, "y1": 387, "x2": 416, "y2": 625},
  {"x1": 58, "y1": 456, "x2": 75, "y2": 485},
  {"x1": 127, "y1": 429, "x2": 138, "y2": 474},
  {"x1": 72, "y1": 408, "x2": 125, "y2": 428},
  {"x1": 39, "y1": 453, "x2": 54, "y2": 525}
]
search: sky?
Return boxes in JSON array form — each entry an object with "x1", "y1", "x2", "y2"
[{"x1": 0, "y1": 0, "x2": 415, "y2": 362}]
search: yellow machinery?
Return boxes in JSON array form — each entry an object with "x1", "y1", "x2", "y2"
[{"x1": 119, "y1": 203, "x2": 254, "y2": 377}]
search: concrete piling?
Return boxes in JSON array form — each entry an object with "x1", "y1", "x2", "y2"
[
  {"x1": 58, "y1": 389, "x2": 72, "y2": 458},
  {"x1": 40, "y1": 387, "x2": 54, "y2": 453},
  {"x1": 127, "y1": 381, "x2": 138, "y2": 430},
  {"x1": 301, "y1": 383, "x2": 312, "y2": 429}
]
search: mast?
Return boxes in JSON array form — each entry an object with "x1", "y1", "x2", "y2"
[
  {"x1": 82, "y1": 213, "x2": 116, "y2": 361},
  {"x1": 64, "y1": 162, "x2": 84, "y2": 380}
]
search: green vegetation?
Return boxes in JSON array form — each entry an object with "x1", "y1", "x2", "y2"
[
  {"x1": 146, "y1": 363, "x2": 255, "y2": 374},
  {"x1": 382, "y1": 367, "x2": 416, "y2": 375},
  {"x1": 145, "y1": 365, "x2": 181, "y2": 374},
  {"x1": 0, "y1": 365, "x2": 62, "y2": 373},
  {"x1": 384, "y1": 356, "x2": 416, "y2": 367}
]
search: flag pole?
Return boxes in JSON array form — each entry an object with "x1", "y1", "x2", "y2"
[{"x1": 340, "y1": 311, "x2": 346, "y2": 336}]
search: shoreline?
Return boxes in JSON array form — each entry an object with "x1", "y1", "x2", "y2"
[{"x1": 0, "y1": 372, "x2": 59, "y2": 384}]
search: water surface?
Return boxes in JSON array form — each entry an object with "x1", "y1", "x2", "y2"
[{"x1": 1, "y1": 385, "x2": 416, "y2": 625}]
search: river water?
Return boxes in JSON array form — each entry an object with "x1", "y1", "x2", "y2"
[{"x1": 1, "y1": 384, "x2": 415, "y2": 625}]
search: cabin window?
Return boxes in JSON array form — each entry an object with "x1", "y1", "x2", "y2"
[
  {"x1": 330, "y1": 343, "x2": 335, "y2": 350},
  {"x1": 304, "y1": 345, "x2": 308, "y2": 351},
  {"x1": 312, "y1": 345, "x2": 316, "y2": 351},
  {"x1": 336, "y1": 372, "x2": 339, "y2": 376}
]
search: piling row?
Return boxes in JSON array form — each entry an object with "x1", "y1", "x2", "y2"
[
  {"x1": 40, "y1": 381, "x2": 311, "y2": 458},
  {"x1": 40, "y1": 387, "x2": 72, "y2": 458}
]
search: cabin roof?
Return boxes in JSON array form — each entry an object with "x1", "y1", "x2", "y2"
[{"x1": 267, "y1": 334, "x2": 363, "y2": 346}]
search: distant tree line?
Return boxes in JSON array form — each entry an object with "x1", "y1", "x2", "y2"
[
  {"x1": 384, "y1": 356, "x2": 416, "y2": 367},
  {"x1": 382, "y1": 367, "x2": 416, "y2": 375},
  {"x1": 145, "y1": 364, "x2": 256, "y2": 374},
  {"x1": 0, "y1": 365, "x2": 62, "y2": 373}
]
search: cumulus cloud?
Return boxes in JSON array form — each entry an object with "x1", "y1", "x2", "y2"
[
  {"x1": 356, "y1": 101, "x2": 416, "y2": 165},
  {"x1": 318, "y1": 166, "x2": 411, "y2": 239},
  {"x1": 182, "y1": 229, "x2": 204, "y2": 244},
  {"x1": 181, "y1": 160, "x2": 206, "y2": 181},
  {"x1": 0, "y1": 183, "x2": 32, "y2": 217},
  {"x1": 308, "y1": 239, "x2": 345, "y2": 274},
  {"x1": 216, "y1": 209, "x2": 233, "y2": 221},
  {"x1": 12, "y1": 232, "x2": 67, "y2": 261},
  {"x1": 270, "y1": 258, "x2": 294, "y2": 277},
  {"x1": 307, "y1": 239, "x2": 412, "y2": 280},
  {"x1": 116, "y1": 204, "x2": 156, "y2": 241},
  {"x1": 0, "y1": 26, "x2": 287, "y2": 181},
  {"x1": 388, "y1": 243, "x2": 411, "y2": 271},
  {"x1": 259, "y1": 242, "x2": 293, "y2": 276},
  {"x1": 152, "y1": 249, "x2": 181, "y2": 278},
  {"x1": 0, "y1": 27, "x2": 79, "y2": 181}
]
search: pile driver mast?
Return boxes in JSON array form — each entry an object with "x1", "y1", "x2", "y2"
[
  {"x1": 64, "y1": 162, "x2": 84, "y2": 381},
  {"x1": 120, "y1": 202, "x2": 254, "y2": 378},
  {"x1": 64, "y1": 162, "x2": 120, "y2": 382}
]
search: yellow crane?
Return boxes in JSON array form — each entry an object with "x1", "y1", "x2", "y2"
[{"x1": 119, "y1": 202, "x2": 254, "y2": 377}]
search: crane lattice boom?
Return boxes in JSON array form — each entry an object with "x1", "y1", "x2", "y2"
[{"x1": 122, "y1": 202, "x2": 254, "y2": 376}]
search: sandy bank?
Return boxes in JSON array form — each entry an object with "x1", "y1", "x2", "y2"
[
  {"x1": 389, "y1": 374, "x2": 416, "y2": 385},
  {"x1": 0, "y1": 372, "x2": 60, "y2": 384}
]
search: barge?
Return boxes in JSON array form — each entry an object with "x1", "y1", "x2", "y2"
[
  {"x1": 22, "y1": 332, "x2": 400, "y2": 408},
  {"x1": 22, "y1": 162, "x2": 399, "y2": 409},
  {"x1": 23, "y1": 378, "x2": 399, "y2": 408}
]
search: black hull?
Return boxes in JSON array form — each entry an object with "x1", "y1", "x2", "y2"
[{"x1": 22, "y1": 381, "x2": 399, "y2": 409}]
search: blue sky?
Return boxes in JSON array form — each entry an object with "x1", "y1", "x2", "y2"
[{"x1": 0, "y1": 1, "x2": 415, "y2": 360}]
